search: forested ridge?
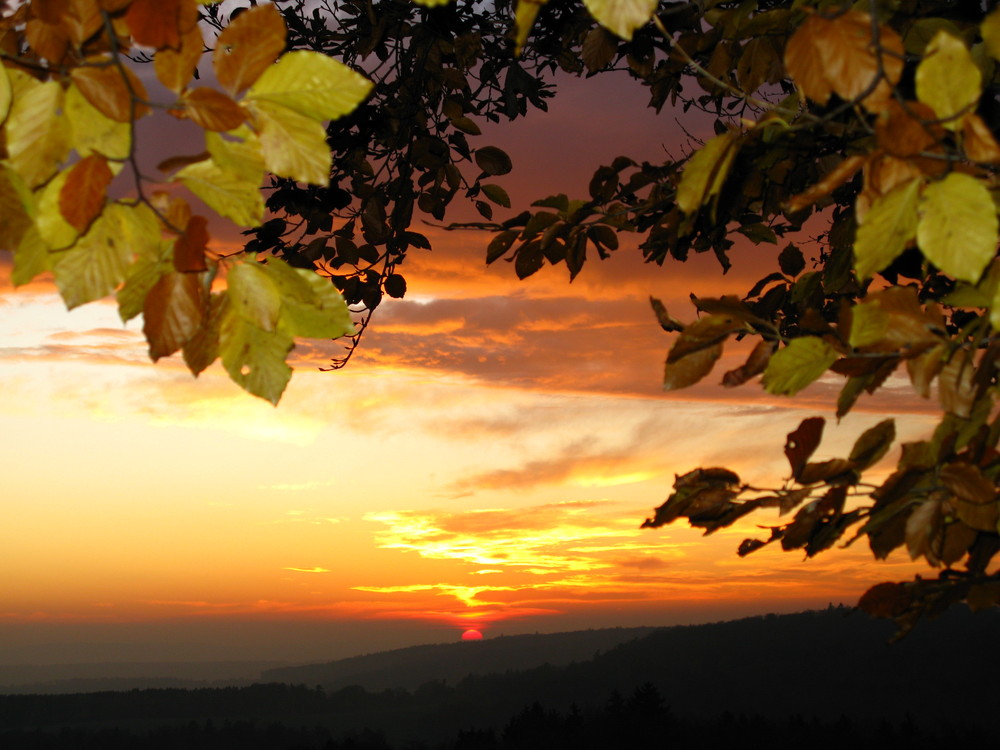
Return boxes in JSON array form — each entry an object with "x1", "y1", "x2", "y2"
[{"x1": 3, "y1": 609, "x2": 999, "y2": 748}]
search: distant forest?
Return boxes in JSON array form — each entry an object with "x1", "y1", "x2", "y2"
[{"x1": 3, "y1": 608, "x2": 999, "y2": 749}]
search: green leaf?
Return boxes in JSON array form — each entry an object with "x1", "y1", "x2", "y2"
[
  {"x1": 676, "y1": 131, "x2": 740, "y2": 217},
  {"x1": 227, "y1": 261, "x2": 281, "y2": 331},
  {"x1": 762, "y1": 337, "x2": 838, "y2": 396},
  {"x1": 582, "y1": 0, "x2": 658, "y2": 40},
  {"x1": 848, "y1": 300, "x2": 889, "y2": 349},
  {"x1": 854, "y1": 178, "x2": 921, "y2": 280},
  {"x1": 916, "y1": 30, "x2": 981, "y2": 129},
  {"x1": 245, "y1": 50, "x2": 372, "y2": 121},
  {"x1": 175, "y1": 158, "x2": 265, "y2": 228},
  {"x1": 917, "y1": 173, "x2": 998, "y2": 283},
  {"x1": 219, "y1": 309, "x2": 294, "y2": 405}
]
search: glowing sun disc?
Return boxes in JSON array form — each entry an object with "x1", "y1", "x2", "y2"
[{"x1": 461, "y1": 629, "x2": 483, "y2": 641}]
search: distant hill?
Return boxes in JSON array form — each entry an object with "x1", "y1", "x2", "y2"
[
  {"x1": 3, "y1": 607, "x2": 1000, "y2": 747},
  {"x1": 261, "y1": 626, "x2": 658, "y2": 690}
]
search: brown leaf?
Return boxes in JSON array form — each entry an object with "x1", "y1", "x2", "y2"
[
  {"x1": 858, "y1": 582, "x2": 911, "y2": 619},
  {"x1": 784, "y1": 417, "x2": 824, "y2": 480},
  {"x1": 25, "y1": 16, "x2": 70, "y2": 63},
  {"x1": 183, "y1": 291, "x2": 226, "y2": 376},
  {"x1": 848, "y1": 419, "x2": 896, "y2": 470},
  {"x1": 784, "y1": 11, "x2": 904, "y2": 112},
  {"x1": 154, "y1": 22, "x2": 204, "y2": 94},
  {"x1": 143, "y1": 271, "x2": 204, "y2": 361},
  {"x1": 663, "y1": 342, "x2": 722, "y2": 391},
  {"x1": 940, "y1": 463, "x2": 998, "y2": 532},
  {"x1": 151, "y1": 191, "x2": 192, "y2": 231},
  {"x1": 59, "y1": 154, "x2": 112, "y2": 233},
  {"x1": 721, "y1": 339, "x2": 776, "y2": 387},
  {"x1": 72, "y1": 63, "x2": 150, "y2": 122},
  {"x1": 786, "y1": 154, "x2": 866, "y2": 213},
  {"x1": 214, "y1": 3, "x2": 287, "y2": 96},
  {"x1": 905, "y1": 493, "x2": 976, "y2": 566},
  {"x1": 173, "y1": 215, "x2": 209, "y2": 273},
  {"x1": 963, "y1": 113, "x2": 1000, "y2": 164},
  {"x1": 125, "y1": 0, "x2": 198, "y2": 49},
  {"x1": 967, "y1": 582, "x2": 1000, "y2": 612},
  {"x1": 797, "y1": 458, "x2": 857, "y2": 486},
  {"x1": 649, "y1": 296, "x2": 684, "y2": 333},
  {"x1": 864, "y1": 154, "x2": 925, "y2": 197},
  {"x1": 938, "y1": 348, "x2": 975, "y2": 418},
  {"x1": 181, "y1": 87, "x2": 246, "y2": 131},
  {"x1": 667, "y1": 314, "x2": 741, "y2": 363},
  {"x1": 581, "y1": 26, "x2": 617, "y2": 73},
  {"x1": 157, "y1": 151, "x2": 211, "y2": 174},
  {"x1": 736, "y1": 35, "x2": 784, "y2": 95},
  {"x1": 906, "y1": 343, "x2": 946, "y2": 398},
  {"x1": 874, "y1": 100, "x2": 941, "y2": 158}
]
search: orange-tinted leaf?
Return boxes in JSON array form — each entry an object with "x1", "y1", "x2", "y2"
[
  {"x1": 72, "y1": 63, "x2": 150, "y2": 122},
  {"x1": 173, "y1": 215, "x2": 209, "y2": 272},
  {"x1": 667, "y1": 314, "x2": 742, "y2": 362},
  {"x1": 154, "y1": 21, "x2": 204, "y2": 93},
  {"x1": 24, "y1": 16, "x2": 70, "y2": 63},
  {"x1": 214, "y1": 3, "x2": 286, "y2": 95},
  {"x1": 663, "y1": 342, "x2": 722, "y2": 391},
  {"x1": 181, "y1": 87, "x2": 246, "y2": 131},
  {"x1": 785, "y1": 11, "x2": 904, "y2": 111},
  {"x1": 144, "y1": 271, "x2": 204, "y2": 361},
  {"x1": 721, "y1": 338, "x2": 776, "y2": 387},
  {"x1": 649, "y1": 296, "x2": 684, "y2": 332},
  {"x1": 787, "y1": 154, "x2": 866, "y2": 213},
  {"x1": 125, "y1": 0, "x2": 199, "y2": 50},
  {"x1": 64, "y1": 0, "x2": 102, "y2": 46},
  {"x1": 963, "y1": 113, "x2": 1000, "y2": 163},
  {"x1": 858, "y1": 582, "x2": 911, "y2": 618},
  {"x1": 874, "y1": 100, "x2": 942, "y2": 158},
  {"x1": 151, "y1": 191, "x2": 191, "y2": 231},
  {"x1": 157, "y1": 151, "x2": 211, "y2": 174},
  {"x1": 59, "y1": 154, "x2": 112, "y2": 232},
  {"x1": 939, "y1": 348, "x2": 976, "y2": 418}
]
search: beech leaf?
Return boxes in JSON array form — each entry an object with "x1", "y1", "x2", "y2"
[
  {"x1": 917, "y1": 173, "x2": 997, "y2": 283},
  {"x1": 582, "y1": 0, "x2": 657, "y2": 41},
  {"x1": 215, "y1": 3, "x2": 287, "y2": 96},
  {"x1": 853, "y1": 178, "x2": 921, "y2": 280},
  {"x1": 762, "y1": 337, "x2": 838, "y2": 396},
  {"x1": 246, "y1": 51, "x2": 372, "y2": 122},
  {"x1": 143, "y1": 271, "x2": 204, "y2": 362},
  {"x1": 676, "y1": 131, "x2": 740, "y2": 217},
  {"x1": 916, "y1": 31, "x2": 981, "y2": 129}
]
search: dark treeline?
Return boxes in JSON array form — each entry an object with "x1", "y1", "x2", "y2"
[
  {"x1": 4, "y1": 608, "x2": 1000, "y2": 747},
  {"x1": 1, "y1": 683, "x2": 993, "y2": 750}
]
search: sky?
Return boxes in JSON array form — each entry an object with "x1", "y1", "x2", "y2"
[{"x1": 0, "y1": 20, "x2": 936, "y2": 669}]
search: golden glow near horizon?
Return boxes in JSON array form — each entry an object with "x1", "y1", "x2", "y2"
[{"x1": 0, "y1": 234, "x2": 936, "y2": 642}]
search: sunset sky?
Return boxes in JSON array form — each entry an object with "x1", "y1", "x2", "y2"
[{"x1": 0, "y1": 34, "x2": 935, "y2": 667}]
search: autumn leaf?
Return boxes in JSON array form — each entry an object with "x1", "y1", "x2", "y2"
[
  {"x1": 214, "y1": 3, "x2": 287, "y2": 96},
  {"x1": 125, "y1": 0, "x2": 199, "y2": 50},
  {"x1": 512, "y1": 0, "x2": 548, "y2": 54},
  {"x1": 60, "y1": 154, "x2": 112, "y2": 233},
  {"x1": 663, "y1": 343, "x2": 723, "y2": 391},
  {"x1": 144, "y1": 271, "x2": 204, "y2": 361},
  {"x1": 245, "y1": 51, "x2": 372, "y2": 122},
  {"x1": 676, "y1": 131, "x2": 740, "y2": 218},
  {"x1": 853, "y1": 178, "x2": 921, "y2": 280},
  {"x1": 916, "y1": 30, "x2": 981, "y2": 130},
  {"x1": 52, "y1": 208, "x2": 133, "y2": 309},
  {"x1": 762, "y1": 337, "x2": 838, "y2": 396},
  {"x1": 181, "y1": 88, "x2": 246, "y2": 132},
  {"x1": 37, "y1": 170, "x2": 80, "y2": 250},
  {"x1": 219, "y1": 309, "x2": 294, "y2": 405},
  {"x1": 917, "y1": 173, "x2": 997, "y2": 283},
  {"x1": 245, "y1": 99, "x2": 331, "y2": 185},
  {"x1": 5, "y1": 72, "x2": 70, "y2": 188},
  {"x1": 173, "y1": 215, "x2": 209, "y2": 273},
  {"x1": 582, "y1": 0, "x2": 657, "y2": 41},
  {"x1": 0, "y1": 64, "x2": 10, "y2": 125},
  {"x1": 155, "y1": 22, "x2": 204, "y2": 94},
  {"x1": 175, "y1": 158, "x2": 265, "y2": 228},
  {"x1": 963, "y1": 114, "x2": 1000, "y2": 163},
  {"x1": 71, "y1": 62, "x2": 150, "y2": 123},
  {"x1": 784, "y1": 11, "x2": 903, "y2": 111},
  {"x1": 65, "y1": 83, "x2": 131, "y2": 162},
  {"x1": 227, "y1": 261, "x2": 281, "y2": 332}
]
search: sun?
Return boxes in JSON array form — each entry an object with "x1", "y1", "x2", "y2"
[{"x1": 461, "y1": 628, "x2": 484, "y2": 641}]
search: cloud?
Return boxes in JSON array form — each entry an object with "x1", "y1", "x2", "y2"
[{"x1": 284, "y1": 567, "x2": 331, "y2": 574}]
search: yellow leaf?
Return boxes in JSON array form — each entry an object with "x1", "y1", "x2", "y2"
[
  {"x1": 676, "y1": 131, "x2": 740, "y2": 217},
  {"x1": 762, "y1": 337, "x2": 838, "y2": 396},
  {"x1": 916, "y1": 31, "x2": 981, "y2": 130},
  {"x1": 219, "y1": 304, "x2": 293, "y2": 405},
  {"x1": 174, "y1": 158, "x2": 264, "y2": 227},
  {"x1": 0, "y1": 165, "x2": 35, "y2": 253},
  {"x1": 246, "y1": 50, "x2": 372, "y2": 122},
  {"x1": 582, "y1": 0, "x2": 657, "y2": 41},
  {"x1": 206, "y1": 128, "x2": 264, "y2": 184},
  {"x1": 853, "y1": 178, "x2": 921, "y2": 280},
  {"x1": 848, "y1": 301, "x2": 888, "y2": 349},
  {"x1": 106, "y1": 201, "x2": 162, "y2": 263},
  {"x1": 4, "y1": 71, "x2": 70, "y2": 188},
  {"x1": 12, "y1": 226, "x2": 51, "y2": 287},
  {"x1": 227, "y1": 261, "x2": 281, "y2": 331},
  {"x1": 65, "y1": 83, "x2": 131, "y2": 164},
  {"x1": 917, "y1": 173, "x2": 997, "y2": 283},
  {"x1": 0, "y1": 64, "x2": 11, "y2": 125},
  {"x1": 214, "y1": 3, "x2": 286, "y2": 96},
  {"x1": 512, "y1": 0, "x2": 547, "y2": 55},
  {"x1": 245, "y1": 99, "x2": 331, "y2": 185},
  {"x1": 36, "y1": 170, "x2": 80, "y2": 250},
  {"x1": 52, "y1": 208, "x2": 133, "y2": 309},
  {"x1": 982, "y1": 8, "x2": 1000, "y2": 61}
]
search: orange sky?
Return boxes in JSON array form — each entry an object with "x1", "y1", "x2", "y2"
[{"x1": 0, "y1": 52, "x2": 934, "y2": 665}]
